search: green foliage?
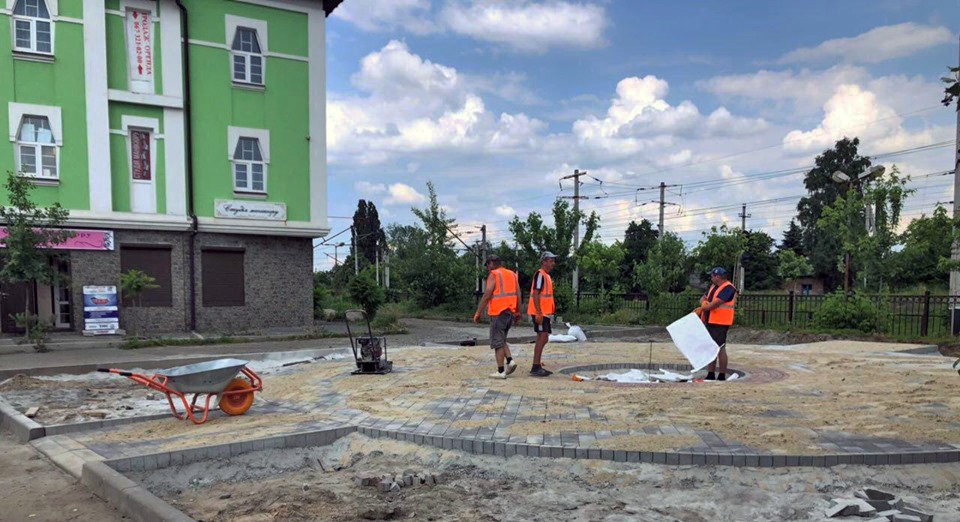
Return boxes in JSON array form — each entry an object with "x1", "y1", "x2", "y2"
[
  {"x1": 120, "y1": 269, "x2": 159, "y2": 338},
  {"x1": 620, "y1": 219, "x2": 659, "y2": 290},
  {"x1": 691, "y1": 225, "x2": 743, "y2": 283},
  {"x1": 509, "y1": 199, "x2": 600, "y2": 289},
  {"x1": 633, "y1": 232, "x2": 688, "y2": 296},
  {"x1": 779, "y1": 220, "x2": 804, "y2": 256},
  {"x1": 777, "y1": 250, "x2": 813, "y2": 292},
  {"x1": 553, "y1": 280, "x2": 574, "y2": 315},
  {"x1": 352, "y1": 200, "x2": 386, "y2": 266},
  {"x1": 578, "y1": 240, "x2": 625, "y2": 291},
  {"x1": 369, "y1": 305, "x2": 407, "y2": 334},
  {"x1": 814, "y1": 292, "x2": 888, "y2": 333},
  {"x1": 0, "y1": 172, "x2": 73, "y2": 349},
  {"x1": 742, "y1": 230, "x2": 780, "y2": 290},
  {"x1": 348, "y1": 267, "x2": 385, "y2": 319},
  {"x1": 13, "y1": 313, "x2": 52, "y2": 352},
  {"x1": 894, "y1": 205, "x2": 952, "y2": 288}
]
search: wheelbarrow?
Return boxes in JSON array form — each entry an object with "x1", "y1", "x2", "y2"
[{"x1": 97, "y1": 358, "x2": 263, "y2": 425}]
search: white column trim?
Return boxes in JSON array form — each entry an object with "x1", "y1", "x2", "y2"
[
  {"x1": 307, "y1": 3, "x2": 326, "y2": 230},
  {"x1": 83, "y1": 0, "x2": 112, "y2": 213},
  {"x1": 160, "y1": 0, "x2": 186, "y2": 217},
  {"x1": 107, "y1": 89, "x2": 182, "y2": 108}
]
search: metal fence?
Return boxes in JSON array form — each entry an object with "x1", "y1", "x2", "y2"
[{"x1": 572, "y1": 291, "x2": 960, "y2": 338}]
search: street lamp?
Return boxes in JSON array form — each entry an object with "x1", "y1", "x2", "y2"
[{"x1": 831, "y1": 165, "x2": 885, "y2": 292}]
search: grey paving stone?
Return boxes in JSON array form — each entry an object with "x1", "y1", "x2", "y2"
[
  {"x1": 627, "y1": 451, "x2": 640, "y2": 463},
  {"x1": 588, "y1": 449, "x2": 601, "y2": 460},
  {"x1": 654, "y1": 452, "x2": 667, "y2": 464},
  {"x1": 528, "y1": 445, "x2": 541, "y2": 458},
  {"x1": 576, "y1": 448, "x2": 589, "y2": 460},
  {"x1": 601, "y1": 449, "x2": 614, "y2": 461},
  {"x1": 732, "y1": 455, "x2": 746, "y2": 467},
  {"x1": 706, "y1": 453, "x2": 719, "y2": 466},
  {"x1": 745, "y1": 455, "x2": 760, "y2": 467}
]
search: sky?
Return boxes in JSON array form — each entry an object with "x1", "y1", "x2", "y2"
[{"x1": 317, "y1": 0, "x2": 959, "y2": 270}]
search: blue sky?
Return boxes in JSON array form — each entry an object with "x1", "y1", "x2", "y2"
[{"x1": 318, "y1": 0, "x2": 959, "y2": 269}]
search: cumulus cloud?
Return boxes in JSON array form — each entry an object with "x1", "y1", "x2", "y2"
[
  {"x1": 328, "y1": 41, "x2": 547, "y2": 164},
  {"x1": 494, "y1": 205, "x2": 517, "y2": 218},
  {"x1": 440, "y1": 0, "x2": 608, "y2": 53},
  {"x1": 385, "y1": 183, "x2": 428, "y2": 204},
  {"x1": 572, "y1": 75, "x2": 767, "y2": 156},
  {"x1": 331, "y1": 0, "x2": 436, "y2": 35},
  {"x1": 777, "y1": 23, "x2": 953, "y2": 65},
  {"x1": 781, "y1": 84, "x2": 936, "y2": 154}
]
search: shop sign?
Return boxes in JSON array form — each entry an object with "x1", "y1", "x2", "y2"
[
  {"x1": 214, "y1": 200, "x2": 287, "y2": 221},
  {"x1": 0, "y1": 229, "x2": 114, "y2": 251}
]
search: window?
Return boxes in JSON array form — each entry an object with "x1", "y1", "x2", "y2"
[
  {"x1": 202, "y1": 249, "x2": 244, "y2": 307},
  {"x1": 16, "y1": 115, "x2": 57, "y2": 179},
  {"x1": 12, "y1": 0, "x2": 53, "y2": 54},
  {"x1": 231, "y1": 27, "x2": 263, "y2": 85},
  {"x1": 232, "y1": 137, "x2": 266, "y2": 193},
  {"x1": 120, "y1": 246, "x2": 173, "y2": 307},
  {"x1": 801, "y1": 284, "x2": 813, "y2": 296}
]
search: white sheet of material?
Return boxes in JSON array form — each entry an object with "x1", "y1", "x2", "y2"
[
  {"x1": 548, "y1": 334, "x2": 577, "y2": 343},
  {"x1": 666, "y1": 313, "x2": 720, "y2": 372},
  {"x1": 600, "y1": 369, "x2": 651, "y2": 383},
  {"x1": 649, "y1": 369, "x2": 694, "y2": 382}
]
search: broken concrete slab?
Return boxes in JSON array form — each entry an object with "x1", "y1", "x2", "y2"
[
  {"x1": 891, "y1": 515, "x2": 921, "y2": 522},
  {"x1": 827, "y1": 499, "x2": 861, "y2": 517},
  {"x1": 864, "y1": 488, "x2": 897, "y2": 502},
  {"x1": 900, "y1": 505, "x2": 933, "y2": 522},
  {"x1": 877, "y1": 509, "x2": 902, "y2": 520}
]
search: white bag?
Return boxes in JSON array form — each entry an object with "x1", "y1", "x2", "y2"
[
  {"x1": 665, "y1": 313, "x2": 720, "y2": 372},
  {"x1": 565, "y1": 323, "x2": 587, "y2": 342}
]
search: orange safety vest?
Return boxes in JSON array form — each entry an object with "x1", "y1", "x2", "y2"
[
  {"x1": 701, "y1": 280, "x2": 737, "y2": 326},
  {"x1": 488, "y1": 268, "x2": 519, "y2": 316},
  {"x1": 527, "y1": 269, "x2": 555, "y2": 315}
]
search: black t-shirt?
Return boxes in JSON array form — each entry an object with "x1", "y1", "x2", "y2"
[{"x1": 702, "y1": 284, "x2": 736, "y2": 323}]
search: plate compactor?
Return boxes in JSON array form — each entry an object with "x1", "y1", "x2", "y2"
[{"x1": 345, "y1": 309, "x2": 393, "y2": 375}]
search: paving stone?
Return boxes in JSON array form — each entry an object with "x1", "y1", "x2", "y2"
[
  {"x1": 900, "y1": 505, "x2": 933, "y2": 522},
  {"x1": 891, "y1": 515, "x2": 921, "y2": 522},
  {"x1": 877, "y1": 510, "x2": 902, "y2": 520}
]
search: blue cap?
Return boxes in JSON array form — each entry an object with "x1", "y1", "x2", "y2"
[{"x1": 710, "y1": 267, "x2": 727, "y2": 276}]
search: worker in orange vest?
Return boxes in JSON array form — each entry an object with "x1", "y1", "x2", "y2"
[
  {"x1": 692, "y1": 267, "x2": 737, "y2": 381},
  {"x1": 473, "y1": 255, "x2": 521, "y2": 379},
  {"x1": 528, "y1": 252, "x2": 557, "y2": 377}
]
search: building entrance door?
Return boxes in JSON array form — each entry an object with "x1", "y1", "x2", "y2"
[{"x1": 1, "y1": 281, "x2": 35, "y2": 333}]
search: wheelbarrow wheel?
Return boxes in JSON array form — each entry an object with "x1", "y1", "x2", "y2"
[{"x1": 219, "y1": 378, "x2": 255, "y2": 416}]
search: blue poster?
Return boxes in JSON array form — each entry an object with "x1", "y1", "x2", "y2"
[{"x1": 83, "y1": 286, "x2": 120, "y2": 334}]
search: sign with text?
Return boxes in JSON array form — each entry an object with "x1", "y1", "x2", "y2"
[
  {"x1": 83, "y1": 286, "x2": 120, "y2": 335},
  {"x1": 214, "y1": 200, "x2": 287, "y2": 221},
  {"x1": 0, "y1": 229, "x2": 114, "y2": 251},
  {"x1": 125, "y1": 9, "x2": 154, "y2": 94},
  {"x1": 130, "y1": 129, "x2": 152, "y2": 181}
]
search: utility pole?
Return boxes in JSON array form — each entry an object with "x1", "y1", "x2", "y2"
[
  {"x1": 475, "y1": 240, "x2": 481, "y2": 293},
  {"x1": 384, "y1": 250, "x2": 390, "y2": 289},
  {"x1": 952, "y1": 34, "x2": 960, "y2": 333},
  {"x1": 560, "y1": 169, "x2": 587, "y2": 293},
  {"x1": 333, "y1": 242, "x2": 344, "y2": 266},
  {"x1": 480, "y1": 225, "x2": 488, "y2": 293},
  {"x1": 375, "y1": 238, "x2": 380, "y2": 286},
  {"x1": 658, "y1": 182, "x2": 666, "y2": 239},
  {"x1": 352, "y1": 226, "x2": 358, "y2": 276},
  {"x1": 738, "y1": 203, "x2": 751, "y2": 232}
]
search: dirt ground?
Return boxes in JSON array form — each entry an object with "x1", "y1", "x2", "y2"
[
  {"x1": 0, "y1": 429, "x2": 126, "y2": 521},
  {"x1": 134, "y1": 433, "x2": 960, "y2": 522}
]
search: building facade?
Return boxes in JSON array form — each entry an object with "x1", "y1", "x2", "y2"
[{"x1": 0, "y1": 0, "x2": 340, "y2": 333}]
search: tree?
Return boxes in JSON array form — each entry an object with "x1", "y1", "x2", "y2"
[
  {"x1": 817, "y1": 166, "x2": 911, "y2": 292},
  {"x1": 120, "y1": 269, "x2": 159, "y2": 338},
  {"x1": 742, "y1": 230, "x2": 780, "y2": 290},
  {"x1": 634, "y1": 232, "x2": 688, "y2": 296},
  {"x1": 891, "y1": 206, "x2": 952, "y2": 289},
  {"x1": 403, "y1": 183, "x2": 473, "y2": 307},
  {"x1": 796, "y1": 138, "x2": 873, "y2": 290},
  {"x1": 942, "y1": 66, "x2": 960, "y2": 109},
  {"x1": 509, "y1": 199, "x2": 599, "y2": 289},
  {"x1": 620, "y1": 219, "x2": 659, "y2": 290},
  {"x1": 779, "y1": 220, "x2": 804, "y2": 256},
  {"x1": 0, "y1": 172, "x2": 73, "y2": 350},
  {"x1": 348, "y1": 266, "x2": 385, "y2": 319},
  {"x1": 777, "y1": 250, "x2": 813, "y2": 293},
  {"x1": 691, "y1": 225, "x2": 744, "y2": 283},
  {"x1": 352, "y1": 200, "x2": 386, "y2": 267},
  {"x1": 578, "y1": 240, "x2": 625, "y2": 291}
]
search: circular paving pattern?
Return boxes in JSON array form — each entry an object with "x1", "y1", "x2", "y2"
[{"x1": 556, "y1": 362, "x2": 749, "y2": 386}]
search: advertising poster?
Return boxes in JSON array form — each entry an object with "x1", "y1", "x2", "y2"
[{"x1": 83, "y1": 286, "x2": 120, "y2": 335}]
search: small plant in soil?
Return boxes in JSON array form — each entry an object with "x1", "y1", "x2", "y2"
[{"x1": 120, "y1": 269, "x2": 159, "y2": 339}]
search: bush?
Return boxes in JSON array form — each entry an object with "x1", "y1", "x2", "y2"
[
  {"x1": 313, "y1": 284, "x2": 331, "y2": 318},
  {"x1": 553, "y1": 280, "x2": 574, "y2": 316},
  {"x1": 596, "y1": 308, "x2": 641, "y2": 325},
  {"x1": 814, "y1": 292, "x2": 888, "y2": 333},
  {"x1": 348, "y1": 267, "x2": 385, "y2": 320},
  {"x1": 370, "y1": 306, "x2": 406, "y2": 333}
]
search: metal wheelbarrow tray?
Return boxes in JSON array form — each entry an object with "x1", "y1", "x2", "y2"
[{"x1": 98, "y1": 358, "x2": 263, "y2": 425}]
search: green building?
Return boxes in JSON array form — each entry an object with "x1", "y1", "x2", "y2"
[{"x1": 0, "y1": 0, "x2": 342, "y2": 333}]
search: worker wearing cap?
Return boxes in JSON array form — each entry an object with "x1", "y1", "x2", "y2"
[
  {"x1": 693, "y1": 267, "x2": 737, "y2": 381},
  {"x1": 528, "y1": 252, "x2": 557, "y2": 377},
  {"x1": 473, "y1": 255, "x2": 521, "y2": 379}
]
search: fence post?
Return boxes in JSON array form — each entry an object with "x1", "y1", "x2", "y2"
[
  {"x1": 921, "y1": 291, "x2": 930, "y2": 337},
  {"x1": 576, "y1": 289, "x2": 581, "y2": 310},
  {"x1": 787, "y1": 291, "x2": 795, "y2": 324}
]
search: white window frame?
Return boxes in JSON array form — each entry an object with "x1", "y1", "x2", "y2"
[
  {"x1": 228, "y1": 127, "x2": 269, "y2": 194},
  {"x1": 226, "y1": 15, "x2": 267, "y2": 87},
  {"x1": 8, "y1": 0, "x2": 57, "y2": 56},
  {"x1": 8, "y1": 102, "x2": 62, "y2": 181}
]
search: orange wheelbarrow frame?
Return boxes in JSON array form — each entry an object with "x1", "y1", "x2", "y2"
[{"x1": 97, "y1": 366, "x2": 263, "y2": 425}]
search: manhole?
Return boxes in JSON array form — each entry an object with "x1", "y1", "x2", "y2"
[{"x1": 557, "y1": 362, "x2": 747, "y2": 384}]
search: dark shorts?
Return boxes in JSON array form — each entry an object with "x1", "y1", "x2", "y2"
[
  {"x1": 532, "y1": 315, "x2": 552, "y2": 334},
  {"x1": 489, "y1": 311, "x2": 513, "y2": 350},
  {"x1": 706, "y1": 323, "x2": 729, "y2": 348}
]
